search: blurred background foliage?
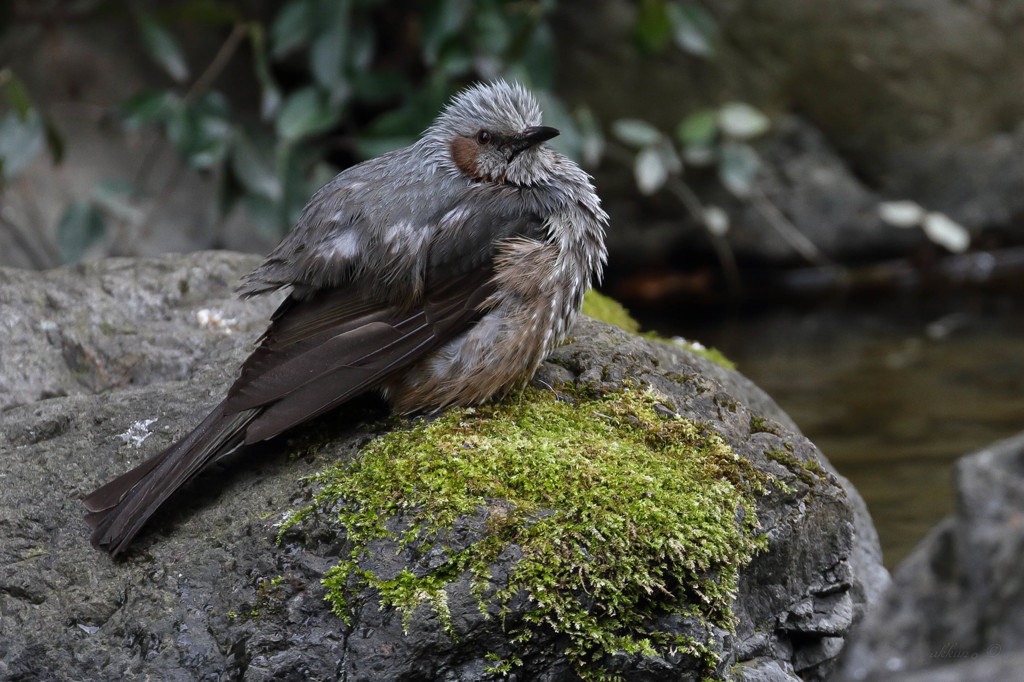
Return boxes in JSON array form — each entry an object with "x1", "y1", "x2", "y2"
[{"x1": 0, "y1": 0, "x2": 767, "y2": 267}]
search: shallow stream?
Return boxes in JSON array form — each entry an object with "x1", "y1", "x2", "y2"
[{"x1": 647, "y1": 292, "x2": 1024, "y2": 568}]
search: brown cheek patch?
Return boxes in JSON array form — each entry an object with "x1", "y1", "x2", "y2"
[{"x1": 450, "y1": 137, "x2": 479, "y2": 178}]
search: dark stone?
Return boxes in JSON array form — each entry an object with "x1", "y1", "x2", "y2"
[
  {"x1": 0, "y1": 252, "x2": 887, "y2": 680},
  {"x1": 834, "y1": 432, "x2": 1024, "y2": 681}
]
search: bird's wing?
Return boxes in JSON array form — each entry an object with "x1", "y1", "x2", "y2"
[
  {"x1": 425, "y1": 185, "x2": 551, "y2": 280},
  {"x1": 237, "y1": 148, "x2": 440, "y2": 299},
  {"x1": 82, "y1": 185, "x2": 551, "y2": 556},
  {"x1": 231, "y1": 182, "x2": 551, "y2": 441},
  {"x1": 225, "y1": 267, "x2": 495, "y2": 443},
  {"x1": 238, "y1": 158, "x2": 553, "y2": 301}
]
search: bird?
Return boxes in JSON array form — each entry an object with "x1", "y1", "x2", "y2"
[{"x1": 83, "y1": 80, "x2": 608, "y2": 557}]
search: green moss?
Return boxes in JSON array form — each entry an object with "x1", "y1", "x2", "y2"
[
  {"x1": 281, "y1": 428, "x2": 332, "y2": 463},
  {"x1": 646, "y1": 334, "x2": 734, "y2": 371},
  {"x1": 580, "y1": 290, "x2": 735, "y2": 370},
  {"x1": 749, "y1": 415, "x2": 783, "y2": 437},
  {"x1": 580, "y1": 290, "x2": 641, "y2": 334},
  {"x1": 764, "y1": 444, "x2": 824, "y2": 487},
  {"x1": 231, "y1": 574, "x2": 289, "y2": 621},
  {"x1": 675, "y1": 341, "x2": 736, "y2": 371},
  {"x1": 282, "y1": 385, "x2": 769, "y2": 680}
]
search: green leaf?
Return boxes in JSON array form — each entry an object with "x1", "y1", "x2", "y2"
[
  {"x1": 242, "y1": 192, "x2": 281, "y2": 238},
  {"x1": 655, "y1": 136, "x2": 682, "y2": 174},
  {"x1": 437, "y1": 42, "x2": 473, "y2": 78},
  {"x1": 634, "y1": 0, "x2": 671, "y2": 53},
  {"x1": 57, "y1": 201, "x2": 107, "y2": 264},
  {"x1": 276, "y1": 86, "x2": 340, "y2": 141},
  {"x1": 422, "y1": 0, "x2": 468, "y2": 65},
  {"x1": 310, "y1": 31, "x2": 350, "y2": 102},
  {"x1": 348, "y1": 21, "x2": 376, "y2": 72},
  {"x1": 922, "y1": 212, "x2": 970, "y2": 253},
  {"x1": 240, "y1": 139, "x2": 312, "y2": 238},
  {"x1": 248, "y1": 23, "x2": 283, "y2": 120},
  {"x1": 122, "y1": 90, "x2": 182, "y2": 127},
  {"x1": 667, "y1": 1, "x2": 718, "y2": 58},
  {"x1": 703, "y1": 205, "x2": 729, "y2": 236},
  {"x1": 676, "y1": 109, "x2": 717, "y2": 146},
  {"x1": 309, "y1": 0, "x2": 352, "y2": 98},
  {"x1": 575, "y1": 106, "x2": 605, "y2": 167},
  {"x1": 0, "y1": 109, "x2": 44, "y2": 180},
  {"x1": 682, "y1": 141, "x2": 715, "y2": 167},
  {"x1": 363, "y1": 102, "x2": 420, "y2": 137},
  {"x1": 612, "y1": 118, "x2": 662, "y2": 147},
  {"x1": 520, "y1": 22, "x2": 557, "y2": 90},
  {"x1": 351, "y1": 69, "x2": 409, "y2": 104},
  {"x1": 167, "y1": 93, "x2": 232, "y2": 169},
  {"x1": 634, "y1": 146, "x2": 667, "y2": 195},
  {"x1": 0, "y1": 71, "x2": 65, "y2": 167},
  {"x1": 717, "y1": 102, "x2": 771, "y2": 140},
  {"x1": 279, "y1": 143, "x2": 314, "y2": 228},
  {"x1": 473, "y1": 5, "x2": 513, "y2": 56},
  {"x1": 355, "y1": 105, "x2": 420, "y2": 158},
  {"x1": 231, "y1": 130, "x2": 282, "y2": 200},
  {"x1": 95, "y1": 178, "x2": 144, "y2": 200},
  {"x1": 1, "y1": 68, "x2": 32, "y2": 120},
  {"x1": 717, "y1": 141, "x2": 760, "y2": 198},
  {"x1": 271, "y1": 0, "x2": 312, "y2": 58},
  {"x1": 91, "y1": 179, "x2": 144, "y2": 223},
  {"x1": 137, "y1": 13, "x2": 190, "y2": 82},
  {"x1": 877, "y1": 200, "x2": 925, "y2": 228},
  {"x1": 533, "y1": 91, "x2": 581, "y2": 161}
]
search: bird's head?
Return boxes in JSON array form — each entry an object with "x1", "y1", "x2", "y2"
[{"x1": 427, "y1": 80, "x2": 560, "y2": 187}]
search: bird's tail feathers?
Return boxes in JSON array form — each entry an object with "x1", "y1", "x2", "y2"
[{"x1": 83, "y1": 401, "x2": 258, "y2": 557}]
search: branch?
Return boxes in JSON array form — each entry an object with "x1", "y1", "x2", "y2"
[
  {"x1": 749, "y1": 187, "x2": 831, "y2": 266},
  {"x1": 184, "y1": 23, "x2": 248, "y2": 106}
]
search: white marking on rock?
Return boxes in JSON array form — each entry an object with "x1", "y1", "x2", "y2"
[{"x1": 119, "y1": 418, "x2": 158, "y2": 448}]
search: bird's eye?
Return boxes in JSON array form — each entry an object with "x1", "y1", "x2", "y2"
[{"x1": 476, "y1": 130, "x2": 491, "y2": 145}]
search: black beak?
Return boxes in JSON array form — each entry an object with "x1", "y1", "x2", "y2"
[
  {"x1": 507, "y1": 125, "x2": 560, "y2": 160},
  {"x1": 522, "y1": 125, "x2": 560, "y2": 144}
]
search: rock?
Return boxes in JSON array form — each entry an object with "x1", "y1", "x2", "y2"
[
  {"x1": 601, "y1": 115, "x2": 928, "y2": 274},
  {"x1": 0, "y1": 252, "x2": 887, "y2": 680},
  {"x1": 0, "y1": 251, "x2": 278, "y2": 411},
  {"x1": 833, "y1": 431, "x2": 1024, "y2": 681},
  {"x1": 557, "y1": 0, "x2": 1024, "y2": 266}
]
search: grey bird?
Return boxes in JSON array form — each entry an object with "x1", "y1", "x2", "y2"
[{"x1": 83, "y1": 80, "x2": 608, "y2": 556}]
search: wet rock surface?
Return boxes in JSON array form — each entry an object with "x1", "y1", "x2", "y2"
[
  {"x1": 834, "y1": 432, "x2": 1024, "y2": 682},
  {"x1": 0, "y1": 252, "x2": 885, "y2": 680}
]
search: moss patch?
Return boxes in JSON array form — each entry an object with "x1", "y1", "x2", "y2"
[
  {"x1": 282, "y1": 385, "x2": 769, "y2": 680},
  {"x1": 664, "y1": 338, "x2": 736, "y2": 371},
  {"x1": 581, "y1": 290, "x2": 641, "y2": 334},
  {"x1": 749, "y1": 415, "x2": 784, "y2": 437},
  {"x1": 764, "y1": 443, "x2": 826, "y2": 487},
  {"x1": 581, "y1": 290, "x2": 735, "y2": 370}
]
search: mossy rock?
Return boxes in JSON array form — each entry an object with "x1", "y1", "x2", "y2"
[
  {"x1": 278, "y1": 317, "x2": 857, "y2": 681},
  {"x1": 282, "y1": 384, "x2": 769, "y2": 679},
  {"x1": 0, "y1": 254, "x2": 879, "y2": 682},
  {"x1": 582, "y1": 290, "x2": 735, "y2": 370}
]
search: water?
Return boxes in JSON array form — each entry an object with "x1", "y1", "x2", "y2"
[{"x1": 643, "y1": 293, "x2": 1024, "y2": 568}]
